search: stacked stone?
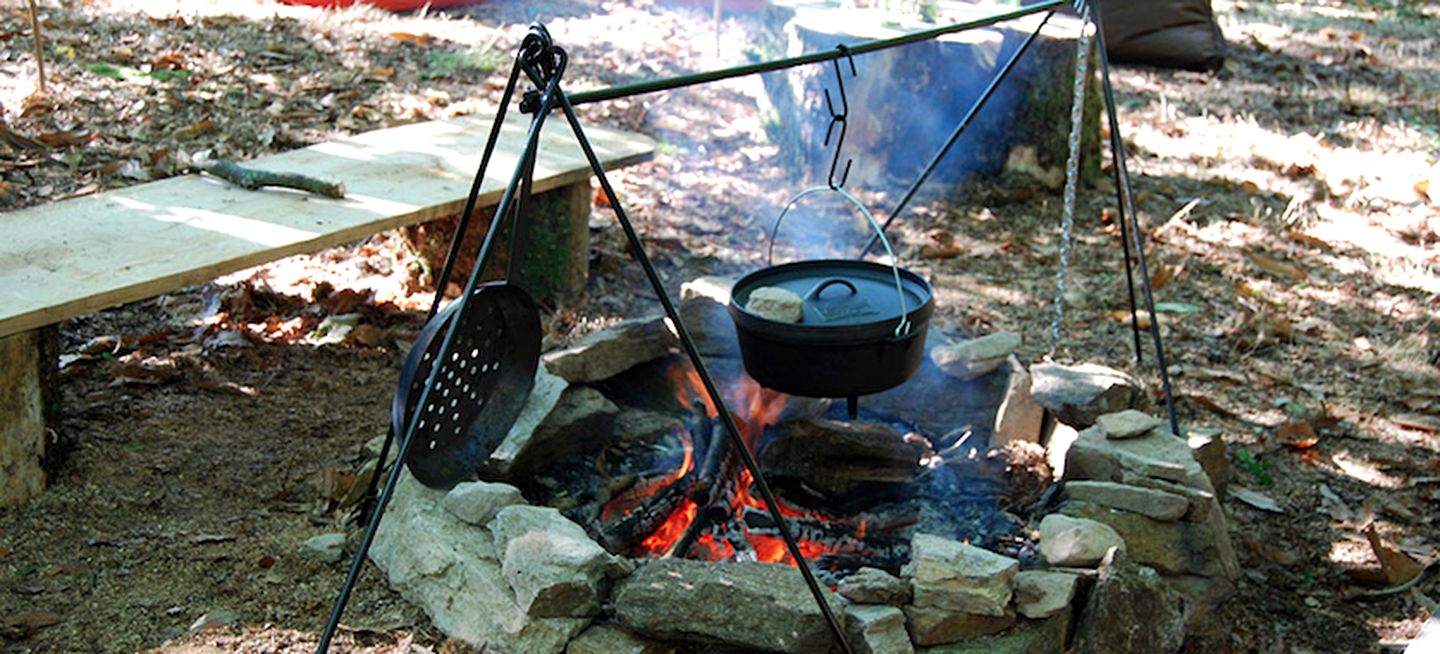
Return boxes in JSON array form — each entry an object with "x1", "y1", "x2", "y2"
[{"x1": 1056, "y1": 410, "x2": 1240, "y2": 646}]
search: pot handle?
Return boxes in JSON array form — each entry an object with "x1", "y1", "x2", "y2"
[{"x1": 768, "y1": 185, "x2": 911, "y2": 336}]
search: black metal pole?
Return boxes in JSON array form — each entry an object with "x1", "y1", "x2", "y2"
[
  {"x1": 357, "y1": 57, "x2": 528, "y2": 524},
  {"x1": 567, "y1": 0, "x2": 1066, "y2": 106},
  {"x1": 858, "y1": 9, "x2": 1056, "y2": 258},
  {"x1": 314, "y1": 45, "x2": 565, "y2": 653},
  {"x1": 1087, "y1": 0, "x2": 1180, "y2": 435},
  {"x1": 551, "y1": 81, "x2": 856, "y2": 654}
]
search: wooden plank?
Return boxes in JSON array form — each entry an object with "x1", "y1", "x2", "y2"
[{"x1": 0, "y1": 114, "x2": 654, "y2": 339}]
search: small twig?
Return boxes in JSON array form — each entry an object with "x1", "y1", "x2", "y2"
[
  {"x1": 1358, "y1": 565, "x2": 1430, "y2": 597},
  {"x1": 27, "y1": 0, "x2": 45, "y2": 94},
  {"x1": 197, "y1": 159, "x2": 345, "y2": 199}
]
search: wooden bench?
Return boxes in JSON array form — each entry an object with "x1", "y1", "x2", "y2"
[{"x1": 0, "y1": 114, "x2": 655, "y2": 506}]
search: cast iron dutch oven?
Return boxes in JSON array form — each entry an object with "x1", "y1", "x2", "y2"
[{"x1": 728, "y1": 187, "x2": 934, "y2": 399}]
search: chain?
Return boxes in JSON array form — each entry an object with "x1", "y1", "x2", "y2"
[{"x1": 1051, "y1": 5, "x2": 1092, "y2": 350}]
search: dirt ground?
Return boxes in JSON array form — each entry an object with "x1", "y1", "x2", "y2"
[{"x1": 1, "y1": 0, "x2": 1438, "y2": 652}]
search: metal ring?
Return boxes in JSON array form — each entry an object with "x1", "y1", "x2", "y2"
[{"x1": 766, "y1": 186, "x2": 911, "y2": 336}]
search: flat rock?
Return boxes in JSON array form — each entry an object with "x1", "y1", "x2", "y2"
[
  {"x1": 482, "y1": 365, "x2": 568, "y2": 478},
  {"x1": 992, "y1": 359, "x2": 1046, "y2": 446},
  {"x1": 903, "y1": 533, "x2": 1018, "y2": 616},
  {"x1": 490, "y1": 505, "x2": 617, "y2": 618},
  {"x1": 443, "y1": 480, "x2": 526, "y2": 526},
  {"x1": 1188, "y1": 433, "x2": 1232, "y2": 498},
  {"x1": 1061, "y1": 501, "x2": 1237, "y2": 579},
  {"x1": 543, "y1": 316, "x2": 678, "y2": 383},
  {"x1": 1074, "y1": 548, "x2": 1188, "y2": 654},
  {"x1": 919, "y1": 610, "x2": 1071, "y2": 653},
  {"x1": 566, "y1": 624, "x2": 675, "y2": 654},
  {"x1": 370, "y1": 472, "x2": 585, "y2": 653},
  {"x1": 1065, "y1": 480, "x2": 1189, "y2": 521},
  {"x1": 746, "y1": 286, "x2": 803, "y2": 323},
  {"x1": 903, "y1": 606, "x2": 1016, "y2": 647},
  {"x1": 679, "y1": 275, "x2": 739, "y2": 357},
  {"x1": 1013, "y1": 571, "x2": 1081, "y2": 619},
  {"x1": 930, "y1": 332, "x2": 1021, "y2": 381},
  {"x1": 613, "y1": 558, "x2": 846, "y2": 654},
  {"x1": 495, "y1": 386, "x2": 619, "y2": 481},
  {"x1": 839, "y1": 567, "x2": 912, "y2": 606},
  {"x1": 1095, "y1": 410, "x2": 1161, "y2": 440},
  {"x1": 299, "y1": 533, "x2": 345, "y2": 563},
  {"x1": 845, "y1": 604, "x2": 914, "y2": 654},
  {"x1": 1038, "y1": 514, "x2": 1124, "y2": 567},
  {"x1": 1064, "y1": 426, "x2": 1212, "y2": 491},
  {"x1": 1029, "y1": 363, "x2": 1138, "y2": 428}
]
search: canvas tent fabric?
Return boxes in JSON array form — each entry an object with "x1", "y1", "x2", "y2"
[{"x1": 1097, "y1": 0, "x2": 1227, "y2": 71}]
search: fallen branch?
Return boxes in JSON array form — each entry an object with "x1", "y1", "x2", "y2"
[{"x1": 197, "y1": 159, "x2": 346, "y2": 199}]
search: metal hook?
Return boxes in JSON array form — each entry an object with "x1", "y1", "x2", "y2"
[{"x1": 822, "y1": 44, "x2": 856, "y2": 189}]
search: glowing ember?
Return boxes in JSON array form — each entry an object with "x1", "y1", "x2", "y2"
[
  {"x1": 600, "y1": 433, "x2": 694, "y2": 522},
  {"x1": 618, "y1": 362, "x2": 873, "y2": 569},
  {"x1": 639, "y1": 499, "x2": 698, "y2": 555}
]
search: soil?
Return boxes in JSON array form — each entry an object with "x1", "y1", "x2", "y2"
[{"x1": 1, "y1": 0, "x2": 1438, "y2": 653}]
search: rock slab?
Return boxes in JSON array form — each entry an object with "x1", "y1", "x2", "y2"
[
  {"x1": 839, "y1": 567, "x2": 912, "y2": 606},
  {"x1": 567, "y1": 624, "x2": 674, "y2": 654},
  {"x1": 490, "y1": 505, "x2": 617, "y2": 618},
  {"x1": 1074, "y1": 548, "x2": 1188, "y2": 654},
  {"x1": 443, "y1": 480, "x2": 526, "y2": 526},
  {"x1": 930, "y1": 332, "x2": 1021, "y2": 381},
  {"x1": 613, "y1": 558, "x2": 846, "y2": 653},
  {"x1": 904, "y1": 534, "x2": 1018, "y2": 616},
  {"x1": 299, "y1": 533, "x2": 346, "y2": 563},
  {"x1": 543, "y1": 316, "x2": 677, "y2": 383},
  {"x1": 992, "y1": 359, "x2": 1046, "y2": 446},
  {"x1": 370, "y1": 472, "x2": 585, "y2": 653},
  {"x1": 1065, "y1": 480, "x2": 1189, "y2": 521},
  {"x1": 903, "y1": 606, "x2": 1016, "y2": 647},
  {"x1": 1014, "y1": 570, "x2": 1081, "y2": 619},
  {"x1": 1038, "y1": 514, "x2": 1124, "y2": 567},
  {"x1": 846, "y1": 604, "x2": 914, "y2": 654},
  {"x1": 1095, "y1": 410, "x2": 1162, "y2": 439},
  {"x1": 1029, "y1": 363, "x2": 1138, "y2": 428}
]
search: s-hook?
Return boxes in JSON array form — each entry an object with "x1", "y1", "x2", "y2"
[{"x1": 823, "y1": 44, "x2": 856, "y2": 189}]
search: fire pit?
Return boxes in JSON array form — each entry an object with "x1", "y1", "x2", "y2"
[{"x1": 366, "y1": 307, "x2": 1239, "y2": 653}]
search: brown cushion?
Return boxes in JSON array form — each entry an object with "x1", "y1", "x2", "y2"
[{"x1": 1096, "y1": 0, "x2": 1227, "y2": 71}]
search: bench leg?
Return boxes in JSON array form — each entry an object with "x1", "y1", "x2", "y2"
[
  {"x1": 407, "y1": 181, "x2": 593, "y2": 304},
  {"x1": 1, "y1": 327, "x2": 56, "y2": 507}
]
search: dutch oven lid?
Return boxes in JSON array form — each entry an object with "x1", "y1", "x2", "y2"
[{"x1": 731, "y1": 259, "x2": 932, "y2": 328}]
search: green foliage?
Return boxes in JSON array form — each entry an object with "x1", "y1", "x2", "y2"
[
  {"x1": 422, "y1": 44, "x2": 503, "y2": 80},
  {"x1": 85, "y1": 63, "x2": 190, "y2": 83},
  {"x1": 1236, "y1": 448, "x2": 1275, "y2": 486}
]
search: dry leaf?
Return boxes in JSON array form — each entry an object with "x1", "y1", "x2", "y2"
[
  {"x1": 317, "y1": 468, "x2": 357, "y2": 502},
  {"x1": 388, "y1": 31, "x2": 432, "y2": 46},
  {"x1": 0, "y1": 611, "x2": 62, "y2": 640},
  {"x1": 175, "y1": 118, "x2": 216, "y2": 139},
  {"x1": 1232, "y1": 485, "x2": 1285, "y2": 513},
  {"x1": 1286, "y1": 230, "x2": 1332, "y2": 250},
  {"x1": 1149, "y1": 263, "x2": 1184, "y2": 291},
  {"x1": 36, "y1": 129, "x2": 93, "y2": 148},
  {"x1": 1355, "y1": 525, "x2": 1424, "y2": 586},
  {"x1": 918, "y1": 242, "x2": 961, "y2": 260},
  {"x1": 1392, "y1": 413, "x2": 1440, "y2": 433},
  {"x1": 1107, "y1": 309, "x2": 1153, "y2": 330},
  {"x1": 1248, "y1": 251, "x2": 1308, "y2": 282},
  {"x1": 1278, "y1": 421, "x2": 1320, "y2": 449}
]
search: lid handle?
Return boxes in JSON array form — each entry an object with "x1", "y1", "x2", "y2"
[{"x1": 767, "y1": 186, "x2": 911, "y2": 336}]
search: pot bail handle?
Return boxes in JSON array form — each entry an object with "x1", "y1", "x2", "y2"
[{"x1": 767, "y1": 185, "x2": 911, "y2": 337}]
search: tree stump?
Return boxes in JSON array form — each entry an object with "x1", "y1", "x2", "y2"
[
  {"x1": 1, "y1": 327, "x2": 57, "y2": 507},
  {"x1": 758, "y1": 1, "x2": 1100, "y2": 191}
]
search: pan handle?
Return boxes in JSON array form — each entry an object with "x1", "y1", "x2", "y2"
[{"x1": 767, "y1": 185, "x2": 911, "y2": 336}]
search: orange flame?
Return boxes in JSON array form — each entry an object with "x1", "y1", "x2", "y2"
[
  {"x1": 639, "y1": 499, "x2": 698, "y2": 555},
  {"x1": 600, "y1": 434, "x2": 695, "y2": 522}
]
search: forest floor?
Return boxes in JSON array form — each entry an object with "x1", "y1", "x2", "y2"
[{"x1": 1, "y1": 0, "x2": 1438, "y2": 652}]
